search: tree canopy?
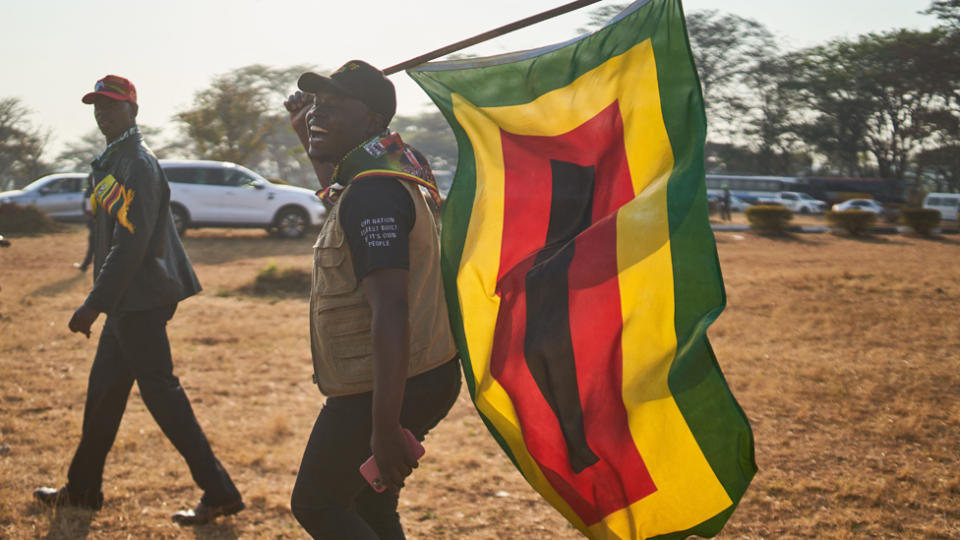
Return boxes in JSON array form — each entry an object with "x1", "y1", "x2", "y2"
[
  {"x1": 0, "y1": 98, "x2": 50, "y2": 190},
  {"x1": 6, "y1": 1, "x2": 959, "y2": 196}
]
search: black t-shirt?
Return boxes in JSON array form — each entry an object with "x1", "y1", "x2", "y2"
[{"x1": 339, "y1": 176, "x2": 416, "y2": 281}]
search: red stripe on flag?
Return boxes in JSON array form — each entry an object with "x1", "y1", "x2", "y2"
[
  {"x1": 567, "y1": 212, "x2": 657, "y2": 515},
  {"x1": 496, "y1": 140, "x2": 552, "y2": 283},
  {"x1": 496, "y1": 102, "x2": 634, "y2": 282},
  {"x1": 490, "y1": 102, "x2": 654, "y2": 524}
]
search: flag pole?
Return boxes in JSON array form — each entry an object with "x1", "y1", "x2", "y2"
[{"x1": 383, "y1": 0, "x2": 604, "y2": 75}]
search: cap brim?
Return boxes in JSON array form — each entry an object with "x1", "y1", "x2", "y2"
[
  {"x1": 81, "y1": 91, "x2": 129, "y2": 104},
  {"x1": 297, "y1": 72, "x2": 351, "y2": 97}
]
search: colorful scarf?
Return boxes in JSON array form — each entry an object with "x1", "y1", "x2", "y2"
[{"x1": 318, "y1": 131, "x2": 441, "y2": 206}]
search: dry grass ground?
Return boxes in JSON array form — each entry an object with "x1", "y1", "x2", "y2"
[{"x1": 1, "y1": 222, "x2": 958, "y2": 539}]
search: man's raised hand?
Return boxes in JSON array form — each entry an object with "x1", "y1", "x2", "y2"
[{"x1": 284, "y1": 91, "x2": 312, "y2": 124}]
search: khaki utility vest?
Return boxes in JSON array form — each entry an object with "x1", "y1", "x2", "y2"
[{"x1": 309, "y1": 178, "x2": 456, "y2": 396}]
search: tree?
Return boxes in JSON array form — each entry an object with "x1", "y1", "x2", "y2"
[
  {"x1": 581, "y1": 6, "x2": 778, "y2": 141},
  {"x1": 56, "y1": 125, "x2": 167, "y2": 172},
  {"x1": 685, "y1": 9, "x2": 778, "y2": 130},
  {"x1": 860, "y1": 29, "x2": 959, "y2": 181},
  {"x1": 716, "y1": 56, "x2": 811, "y2": 176},
  {"x1": 174, "y1": 64, "x2": 318, "y2": 186},
  {"x1": 704, "y1": 141, "x2": 811, "y2": 176},
  {"x1": 0, "y1": 97, "x2": 50, "y2": 190},
  {"x1": 924, "y1": 0, "x2": 960, "y2": 29},
  {"x1": 789, "y1": 29, "x2": 959, "y2": 181},
  {"x1": 55, "y1": 129, "x2": 103, "y2": 172},
  {"x1": 788, "y1": 41, "x2": 888, "y2": 176},
  {"x1": 915, "y1": 144, "x2": 960, "y2": 192},
  {"x1": 391, "y1": 111, "x2": 458, "y2": 172},
  {"x1": 577, "y1": 4, "x2": 626, "y2": 33}
]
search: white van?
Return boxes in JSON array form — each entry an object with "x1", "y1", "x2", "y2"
[{"x1": 922, "y1": 193, "x2": 960, "y2": 221}]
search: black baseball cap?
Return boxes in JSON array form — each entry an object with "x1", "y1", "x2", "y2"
[{"x1": 298, "y1": 60, "x2": 396, "y2": 123}]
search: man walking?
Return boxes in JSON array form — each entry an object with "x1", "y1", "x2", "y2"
[
  {"x1": 33, "y1": 75, "x2": 243, "y2": 525},
  {"x1": 284, "y1": 61, "x2": 460, "y2": 539},
  {"x1": 721, "y1": 185, "x2": 732, "y2": 222}
]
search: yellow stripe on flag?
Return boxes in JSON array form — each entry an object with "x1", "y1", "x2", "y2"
[{"x1": 453, "y1": 40, "x2": 730, "y2": 537}]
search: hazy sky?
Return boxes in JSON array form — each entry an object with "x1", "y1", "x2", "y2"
[{"x1": 0, "y1": 0, "x2": 937, "y2": 161}]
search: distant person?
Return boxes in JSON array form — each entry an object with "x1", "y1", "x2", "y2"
[
  {"x1": 33, "y1": 75, "x2": 244, "y2": 526},
  {"x1": 73, "y1": 178, "x2": 94, "y2": 271},
  {"x1": 721, "y1": 185, "x2": 732, "y2": 222},
  {"x1": 283, "y1": 60, "x2": 460, "y2": 539}
]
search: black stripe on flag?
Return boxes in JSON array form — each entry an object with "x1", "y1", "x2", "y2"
[{"x1": 524, "y1": 159, "x2": 599, "y2": 474}]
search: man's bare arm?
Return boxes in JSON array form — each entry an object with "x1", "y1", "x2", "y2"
[{"x1": 362, "y1": 268, "x2": 418, "y2": 492}]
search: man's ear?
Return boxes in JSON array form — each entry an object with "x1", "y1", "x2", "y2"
[
  {"x1": 129, "y1": 102, "x2": 139, "y2": 120},
  {"x1": 367, "y1": 111, "x2": 387, "y2": 134}
]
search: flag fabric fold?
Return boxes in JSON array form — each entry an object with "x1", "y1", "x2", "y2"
[{"x1": 408, "y1": 0, "x2": 755, "y2": 537}]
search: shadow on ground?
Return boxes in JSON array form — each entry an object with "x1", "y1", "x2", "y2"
[
  {"x1": 191, "y1": 521, "x2": 241, "y2": 540},
  {"x1": 829, "y1": 233, "x2": 911, "y2": 245},
  {"x1": 26, "y1": 272, "x2": 87, "y2": 298},
  {"x1": 182, "y1": 232, "x2": 316, "y2": 265},
  {"x1": 720, "y1": 231, "x2": 827, "y2": 246}
]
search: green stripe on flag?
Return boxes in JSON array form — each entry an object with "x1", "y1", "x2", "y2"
[{"x1": 648, "y1": 1, "x2": 757, "y2": 533}]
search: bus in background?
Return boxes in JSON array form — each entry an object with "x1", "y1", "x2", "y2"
[
  {"x1": 705, "y1": 174, "x2": 802, "y2": 204},
  {"x1": 705, "y1": 174, "x2": 905, "y2": 206},
  {"x1": 798, "y1": 177, "x2": 905, "y2": 205}
]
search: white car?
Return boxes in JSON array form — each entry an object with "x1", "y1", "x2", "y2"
[
  {"x1": 831, "y1": 199, "x2": 885, "y2": 214},
  {"x1": 758, "y1": 191, "x2": 826, "y2": 214},
  {"x1": 709, "y1": 192, "x2": 751, "y2": 212},
  {"x1": 726, "y1": 194, "x2": 752, "y2": 212},
  {"x1": 161, "y1": 160, "x2": 326, "y2": 238},
  {"x1": 0, "y1": 173, "x2": 89, "y2": 222},
  {"x1": 923, "y1": 193, "x2": 959, "y2": 221}
]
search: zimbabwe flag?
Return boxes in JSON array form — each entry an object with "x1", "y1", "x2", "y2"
[{"x1": 408, "y1": 0, "x2": 755, "y2": 538}]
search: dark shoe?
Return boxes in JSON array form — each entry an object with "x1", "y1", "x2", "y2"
[
  {"x1": 171, "y1": 499, "x2": 244, "y2": 526},
  {"x1": 33, "y1": 486, "x2": 103, "y2": 510}
]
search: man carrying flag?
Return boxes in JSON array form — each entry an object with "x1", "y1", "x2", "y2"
[
  {"x1": 284, "y1": 60, "x2": 461, "y2": 539},
  {"x1": 407, "y1": 0, "x2": 755, "y2": 538}
]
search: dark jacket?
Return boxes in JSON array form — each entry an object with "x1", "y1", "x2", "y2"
[{"x1": 85, "y1": 127, "x2": 200, "y2": 314}]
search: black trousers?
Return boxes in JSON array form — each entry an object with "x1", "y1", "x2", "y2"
[
  {"x1": 291, "y1": 358, "x2": 461, "y2": 540},
  {"x1": 66, "y1": 304, "x2": 240, "y2": 506}
]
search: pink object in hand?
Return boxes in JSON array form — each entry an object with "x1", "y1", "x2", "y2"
[{"x1": 360, "y1": 428, "x2": 425, "y2": 493}]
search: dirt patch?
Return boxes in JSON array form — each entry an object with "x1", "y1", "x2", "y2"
[
  {"x1": 0, "y1": 204, "x2": 66, "y2": 235},
  {"x1": 1, "y1": 227, "x2": 958, "y2": 539},
  {"x1": 247, "y1": 262, "x2": 312, "y2": 299}
]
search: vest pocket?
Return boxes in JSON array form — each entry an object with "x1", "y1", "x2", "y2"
[
  {"x1": 313, "y1": 224, "x2": 356, "y2": 295},
  {"x1": 314, "y1": 301, "x2": 374, "y2": 384}
]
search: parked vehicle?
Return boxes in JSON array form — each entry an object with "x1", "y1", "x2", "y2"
[
  {"x1": 708, "y1": 192, "x2": 751, "y2": 212},
  {"x1": 161, "y1": 160, "x2": 326, "y2": 238},
  {"x1": 705, "y1": 174, "x2": 905, "y2": 206},
  {"x1": 757, "y1": 191, "x2": 826, "y2": 214},
  {"x1": 0, "y1": 173, "x2": 89, "y2": 222},
  {"x1": 922, "y1": 193, "x2": 960, "y2": 221},
  {"x1": 831, "y1": 199, "x2": 885, "y2": 213},
  {"x1": 706, "y1": 174, "x2": 803, "y2": 204},
  {"x1": 800, "y1": 176, "x2": 905, "y2": 206}
]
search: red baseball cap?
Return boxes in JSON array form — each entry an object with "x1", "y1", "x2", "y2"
[{"x1": 82, "y1": 75, "x2": 137, "y2": 105}]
